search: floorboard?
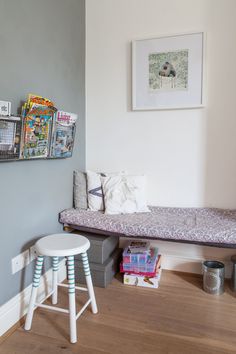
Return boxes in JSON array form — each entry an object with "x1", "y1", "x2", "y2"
[{"x1": 1, "y1": 271, "x2": 236, "y2": 354}]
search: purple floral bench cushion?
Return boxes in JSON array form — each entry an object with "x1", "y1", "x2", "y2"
[{"x1": 59, "y1": 206, "x2": 236, "y2": 246}]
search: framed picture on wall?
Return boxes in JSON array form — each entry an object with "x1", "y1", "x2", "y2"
[{"x1": 132, "y1": 32, "x2": 205, "y2": 110}]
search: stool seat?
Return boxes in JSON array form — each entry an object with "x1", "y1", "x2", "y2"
[{"x1": 35, "y1": 233, "x2": 90, "y2": 257}]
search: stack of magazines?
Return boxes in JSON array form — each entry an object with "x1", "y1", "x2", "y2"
[
  {"x1": 21, "y1": 94, "x2": 77, "y2": 159},
  {"x1": 120, "y1": 241, "x2": 162, "y2": 288}
]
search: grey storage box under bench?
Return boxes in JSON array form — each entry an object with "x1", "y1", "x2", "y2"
[
  {"x1": 75, "y1": 248, "x2": 122, "y2": 288},
  {"x1": 73, "y1": 231, "x2": 119, "y2": 264},
  {"x1": 72, "y1": 231, "x2": 121, "y2": 287}
]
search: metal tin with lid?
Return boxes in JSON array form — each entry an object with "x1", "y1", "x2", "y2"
[{"x1": 203, "y1": 260, "x2": 225, "y2": 295}]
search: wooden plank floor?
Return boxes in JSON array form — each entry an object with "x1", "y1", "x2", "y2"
[{"x1": 1, "y1": 271, "x2": 236, "y2": 354}]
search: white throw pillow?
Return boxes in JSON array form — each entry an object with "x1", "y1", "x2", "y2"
[
  {"x1": 86, "y1": 170, "x2": 125, "y2": 211},
  {"x1": 87, "y1": 171, "x2": 104, "y2": 211},
  {"x1": 102, "y1": 175, "x2": 150, "y2": 215}
]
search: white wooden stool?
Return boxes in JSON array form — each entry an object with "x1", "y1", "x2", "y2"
[{"x1": 24, "y1": 233, "x2": 98, "y2": 343}]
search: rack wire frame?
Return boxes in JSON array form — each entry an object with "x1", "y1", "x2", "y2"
[{"x1": 0, "y1": 116, "x2": 22, "y2": 161}]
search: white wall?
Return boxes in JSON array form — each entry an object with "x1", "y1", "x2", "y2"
[{"x1": 86, "y1": 0, "x2": 236, "y2": 209}]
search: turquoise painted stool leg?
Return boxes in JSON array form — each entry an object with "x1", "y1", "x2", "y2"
[
  {"x1": 24, "y1": 255, "x2": 44, "y2": 330},
  {"x1": 81, "y1": 252, "x2": 98, "y2": 314},
  {"x1": 52, "y1": 256, "x2": 59, "y2": 305},
  {"x1": 67, "y1": 255, "x2": 77, "y2": 343}
]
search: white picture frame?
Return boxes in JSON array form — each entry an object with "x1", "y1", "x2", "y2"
[{"x1": 132, "y1": 32, "x2": 205, "y2": 111}]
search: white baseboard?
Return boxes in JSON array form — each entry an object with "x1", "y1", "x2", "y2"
[
  {"x1": 0, "y1": 259, "x2": 67, "y2": 337},
  {"x1": 161, "y1": 254, "x2": 232, "y2": 277},
  {"x1": 119, "y1": 238, "x2": 234, "y2": 278}
]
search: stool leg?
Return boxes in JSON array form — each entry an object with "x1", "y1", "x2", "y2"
[
  {"x1": 67, "y1": 256, "x2": 77, "y2": 344},
  {"x1": 81, "y1": 252, "x2": 98, "y2": 314},
  {"x1": 52, "y1": 256, "x2": 59, "y2": 305},
  {"x1": 25, "y1": 255, "x2": 44, "y2": 331}
]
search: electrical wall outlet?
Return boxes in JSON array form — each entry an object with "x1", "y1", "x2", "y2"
[{"x1": 11, "y1": 250, "x2": 30, "y2": 274}]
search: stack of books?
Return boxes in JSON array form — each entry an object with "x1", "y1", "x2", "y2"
[{"x1": 120, "y1": 241, "x2": 162, "y2": 289}]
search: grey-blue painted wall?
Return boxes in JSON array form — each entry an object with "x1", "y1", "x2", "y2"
[{"x1": 0, "y1": 0, "x2": 85, "y2": 306}]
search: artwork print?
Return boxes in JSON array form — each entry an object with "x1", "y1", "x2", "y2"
[{"x1": 149, "y1": 49, "x2": 188, "y2": 91}]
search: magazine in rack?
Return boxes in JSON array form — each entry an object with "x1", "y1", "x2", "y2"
[
  {"x1": 22, "y1": 107, "x2": 54, "y2": 158},
  {"x1": 50, "y1": 111, "x2": 77, "y2": 158},
  {"x1": 26, "y1": 94, "x2": 54, "y2": 108},
  {"x1": 21, "y1": 94, "x2": 56, "y2": 159}
]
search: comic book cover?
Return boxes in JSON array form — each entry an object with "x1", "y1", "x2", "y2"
[
  {"x1": 50, "y1": 111, "x2": 77, "y2": 158},
  {"x1": 27, "y1": 94, "x2": 54, "y2": 108},
  {"x1": 22, "y1": 106, "x2": 54, "y2": 159},
  {"x1": 21, "y1": 94, "x2": 55, "y2": 122}
]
